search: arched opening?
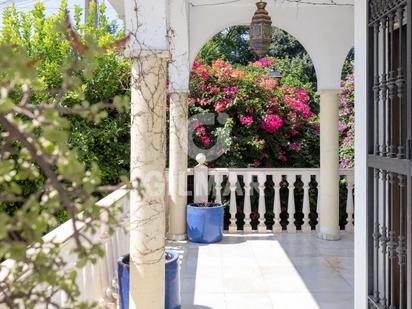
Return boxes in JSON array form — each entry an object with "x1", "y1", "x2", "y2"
[{"x1": 189, "y1": 25, "x2": 320, "y2": 169}]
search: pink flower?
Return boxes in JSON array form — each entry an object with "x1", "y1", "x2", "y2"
[
  {"x1": 215, "y1": 101, "x2": 227, "y2": 112},
  {"x1": 211, "y1": 87, "x2": 218, "y2": 94},
  {"x1": 199, "y1": 71, "x2": 211, "y2": 79},
  {"x1": 260, "y1": 76, "x2": 278, "y2": 90},
  {"x1": 284, "y1": 95, "x2": 313, "y2": 119},
  {"x1": 252, "y1": 58, "x2": 274, "y2": 67},
  {"x1": 232, "y1": 70, "x2": 245, "y2": 78},
  {"x1": 239, "y1": 116, "x2": 253, "y2": 126},
  {"x1": 201, "y1": 135, "x2": 211, "y2": 147},
  {"x1": 291, "y1": 143, "x2": 301, "y2": 151},
  {"x1": 294, "y1": 89, "x2": 310, "y2": 104},
  {"x1": 260, "y1": 114, "x2": 283, "y2": 133},
  {"x1": 192, "y1": 60, "x2": 202, "y2": 70},
  {"x1": 212, "y1": 59, "x2": 231, "y2": 70},
  {"x1": 280, "y1": 152, "x2": 287, "y2": 162}
]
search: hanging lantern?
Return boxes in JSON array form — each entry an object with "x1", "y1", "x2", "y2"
[{"x1": 250, "y1": 1, "x2": 273, "y2": 58}]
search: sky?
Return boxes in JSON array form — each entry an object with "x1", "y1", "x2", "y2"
[{"x1": 0, "y1": 0, "x2": 120, "y2": 27}]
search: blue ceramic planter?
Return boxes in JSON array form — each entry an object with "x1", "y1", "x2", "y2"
[
  {"x1": 117, "y1": 250, "x2": 180, "y2": 309},
  {"x1": 187, "y1": 203, "x2": 224, "y2": 243}
]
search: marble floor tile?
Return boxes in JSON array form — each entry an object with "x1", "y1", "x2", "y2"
[{"x1": 169, "y1": 232, "x2": 354, "y2": 309}]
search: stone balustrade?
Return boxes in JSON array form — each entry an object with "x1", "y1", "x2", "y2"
[{"x1": 186, "y1": 157, "x2": 354, "y2": 234}]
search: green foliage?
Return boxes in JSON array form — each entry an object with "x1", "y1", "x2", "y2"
[
  {"x1": 198, "y1": 26, "x2": 255, "y2": 65},
  {"x1": 0, "y1": 1, "x2": 132, "y2": 307},
  {"x1": 341, "y1": 48, "x2": 355, "y2": 80},
  {"x1": 197, "y1": 25, "x2": 317, "y2": 89},
  {"x1": 1, "y1": 1, "x2": 130, "y2": 191}
]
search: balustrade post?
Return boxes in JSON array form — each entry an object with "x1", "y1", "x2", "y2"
[
  {"x1": 272, "y1": 174, "x2": 282, "y2": 233},
  {"x1": 287, "y1": 174, "x2": 297, "y2": 233},
  {"x1": 302, "y1": 174, "x2": 312, "y2": 233},
  {"x1": 346, "y1": 174, "x2": 354, "y2": 232},
  {"x1": 257, "y1": 173, "x2": 267, "y2": 232},
  {"x1": 193, "y1": 153, "x2": 209, "y2": 204},
  {"x1": 214, "y1": 173, "x2": 223, "y2": 204},
  {"x1": 243, "y1": 173, "x2": 253, "y2": 233},
  {"x1": 228, "y1": 172, "x2": 238, "y2": 232}
]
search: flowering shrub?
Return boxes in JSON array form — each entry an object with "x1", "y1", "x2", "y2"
[
  {"x1": 338, "y1": 74, "x2": 355, "y2": 168},
  {"x1": 189, "y1": 58, "x2": 320, "y2": 167}
]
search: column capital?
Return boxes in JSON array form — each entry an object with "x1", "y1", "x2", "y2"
[{"x1": 316, "y1": 89, "x2": 341, "y2": 96}]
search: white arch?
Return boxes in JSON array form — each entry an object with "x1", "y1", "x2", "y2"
[{"x1": 188, "y1": 3, "x2": 353, "y2": 91}]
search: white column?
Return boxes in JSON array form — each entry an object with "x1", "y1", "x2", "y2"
[
  {"x1": 354, "y1": 1, "x2": 369, "y2": 307},
  {"x1": 168, "y1": 92, "x2": 188, "y2": 240},
  {"x1": 129, "y1": 52, "x2": 169, "y2": 309},
  {"x1": 318, "y1": 89, "x2": 341, "y2": 241}
]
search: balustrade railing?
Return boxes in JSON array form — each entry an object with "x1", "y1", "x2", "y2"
[
  {"x1": 187, "y1": 157, "x2": 354, "y2": 233},
  {"x1": 0, "y1": 188, "x2": 130, "y2": 308}
]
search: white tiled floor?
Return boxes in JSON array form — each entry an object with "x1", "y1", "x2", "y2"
[{"x1": 167, "y1": 232, "x2": 354, "y2": 309}]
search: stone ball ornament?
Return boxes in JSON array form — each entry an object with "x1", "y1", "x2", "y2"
[
  {"x1": 250, "y1": 1, "x2": 273, "y2": 58},
  {"x1": 196, "y1": 153, "x2": 207, "y2": 165}
]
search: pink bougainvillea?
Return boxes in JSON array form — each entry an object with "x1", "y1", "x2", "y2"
[
  {"x1": 260, "y1": 114, "x2": 283, "y2": 133},
  {"x1": 252, "y1": 57, "x2": 274, "y2": 67},
  {"x1": 188, "y1": 58, "x2": 320, "y2": 167},
  {"x1": 239, "y1": 116, "x2": 254, "y2": 126},
  {"x1": 338, "y1": 74, "x2": 355, "y2": 168}
]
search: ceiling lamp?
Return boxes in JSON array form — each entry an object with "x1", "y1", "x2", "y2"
[{"x1": 250, "y1": 1, "x2": 273, "y2": 58}]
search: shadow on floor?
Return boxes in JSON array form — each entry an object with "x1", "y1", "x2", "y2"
[{"x1": 168, "y1": 232, "x2": 354, "y2": 309}]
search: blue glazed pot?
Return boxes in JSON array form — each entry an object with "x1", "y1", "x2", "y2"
[
  {"x1": 117, "y1": 250, "x2": 181, "y2": 309},
  {"x1": 187, "y1": 203, "x2": 224, "y2": 243}
]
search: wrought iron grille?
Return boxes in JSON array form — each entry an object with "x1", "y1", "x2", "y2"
[{"x1": 367, "y1": 0, "x2": 412, "y2": 308}]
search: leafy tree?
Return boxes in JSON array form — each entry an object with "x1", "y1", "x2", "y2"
[
  {"x1": 198, "y1": 26, "x2": 255, "y2": 65},
  {"x1": 0, "y1": 2, "x2": 134, "y2": 307},
  {"x1": 1, "y1": 1, "x2": 131, "y2": 189},
  {"x1": 341, "y1": 48, "x2": 355, "y2": 79},
  {"x1": 197, "y1": 26, "x2": 317, "y2": 89}
]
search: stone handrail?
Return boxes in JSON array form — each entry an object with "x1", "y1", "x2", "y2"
[{"x1": 0, "y1": 188, "x2": 130, "y2": 308}]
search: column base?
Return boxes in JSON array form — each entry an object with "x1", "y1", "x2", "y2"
[
  {"x1": 318, "y1": 231, "x2": 341, "y2": 241},
  {"x1": 167, "y1": 233, "x2": 187, "y2": 241}
]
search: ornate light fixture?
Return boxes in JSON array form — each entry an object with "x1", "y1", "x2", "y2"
[{"x1": 250, "y1": 1, "x2": 273, "y2": 58}]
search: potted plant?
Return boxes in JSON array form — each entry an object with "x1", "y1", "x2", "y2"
[
  {"x1": 186, "y1": 202, "x2": 224, "y2": 243},
  {"x1": 117, "y1": 250, "x2": 180, "y2": 309}
]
